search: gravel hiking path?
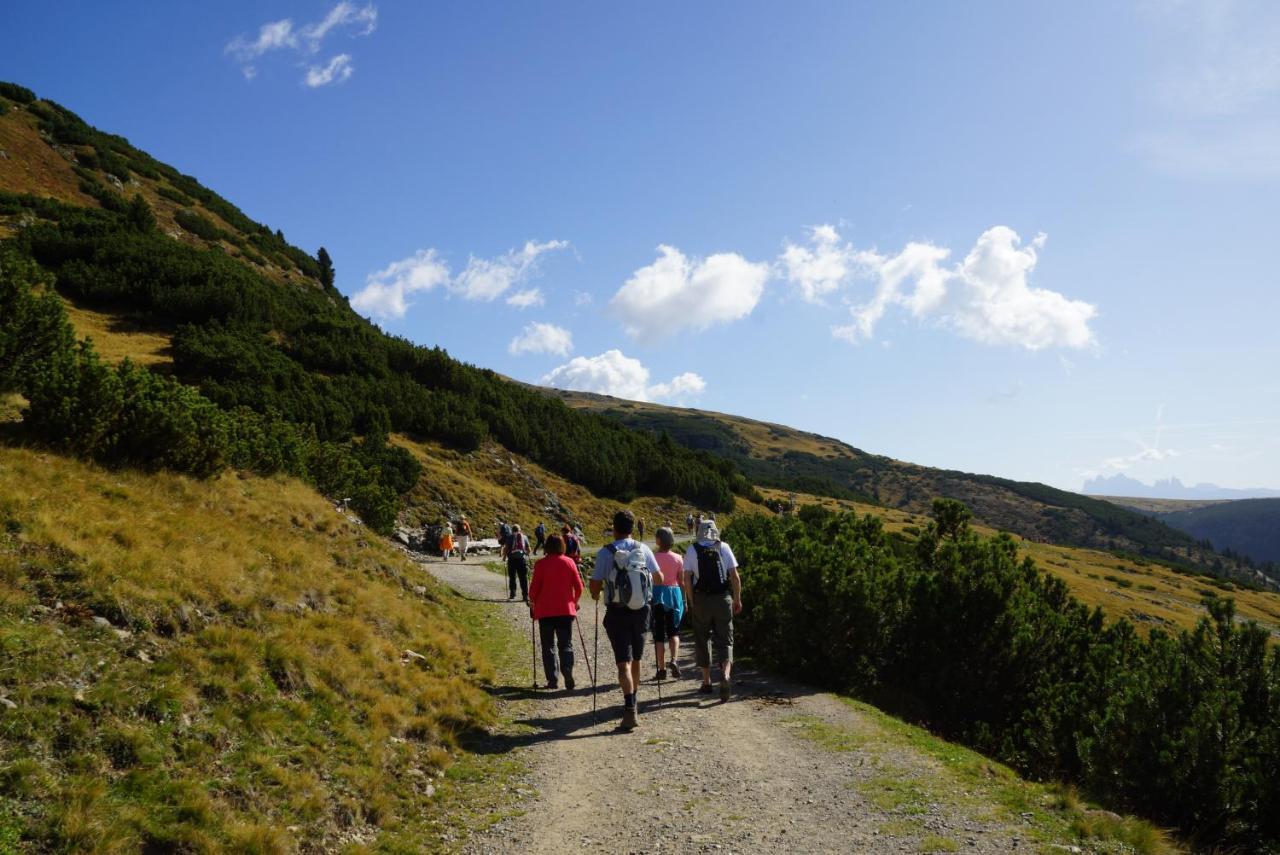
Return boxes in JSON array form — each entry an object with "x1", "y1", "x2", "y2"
[{"x1": 423, "y1": 555, "x2": 1079, "y2": 855}]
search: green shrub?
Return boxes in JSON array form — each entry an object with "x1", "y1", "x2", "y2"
[
  {"x1": 728, "y1": 505, "x2": 1280, "y2": 849},
  {"x1": 155, "y1": 185, "x2": 193, "y2": 206},
  {"x1": 0, "y1": 81, "x2": 36, "y2": 103},
  {"x1": 173, "y1": 209, "x2": 226, "y2": 242}
]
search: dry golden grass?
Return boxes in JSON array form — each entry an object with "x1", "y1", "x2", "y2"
[
  {"x1": 61, "y1": 300, "x2": 173, "y2": 367},
  {"x1": 0, "y1": 444, "x2": 495, "y2": 850},
  {"x1": 0, "y1": 108, "x2": 97, "y2": 205}
]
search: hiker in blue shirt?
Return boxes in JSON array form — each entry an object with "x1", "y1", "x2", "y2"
[{"x1": 589, "y1": 510, "x2": 659, "y2": 731}]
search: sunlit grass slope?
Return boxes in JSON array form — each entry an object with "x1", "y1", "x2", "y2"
[
  {"x1": 394, "y1": 434, "x2": 737, "y2": 542},
  {"x1": 0, "y1": 445, "x2": 494, "y2": 852}
]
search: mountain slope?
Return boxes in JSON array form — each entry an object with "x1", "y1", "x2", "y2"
[
  {"x1": 545, "y1": 389, "x2": 1273, "y2": 587},
  {"x1": 1154, "y1": 498, "x2": 1280, "y2": 567},
  {"x1": 0, "y1": 82, "x2": 746, "y2": 527}
]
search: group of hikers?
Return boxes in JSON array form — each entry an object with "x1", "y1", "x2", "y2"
[{"x1": 520, "y1": 509, "x2": 742, "y2": 732}]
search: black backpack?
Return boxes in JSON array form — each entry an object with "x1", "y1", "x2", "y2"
[{"x1": 692, "y1": 542, "x2": 730, "y2": 594}]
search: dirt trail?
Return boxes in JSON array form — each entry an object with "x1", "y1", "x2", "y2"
[{"x1": 423, "y1": 555, "x2": 1072, "y2": 855}]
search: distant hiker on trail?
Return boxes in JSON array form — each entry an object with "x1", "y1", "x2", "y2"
[
  {"x1": 686, "y1": 512, "x2": 695, "y2": 534},
  {"x1": 683, "y1": 519, "x2": 742, "y2": 701},
  {"x1": 504, "y1": 524, "x2": 531, "y2": 601},
  {"x1": 529, "y1": 534, "x2": 584, "y2": 690},
  {"x1": 534, "y1": 521, "x2": 547, "y2": 555},
  {"x1": 590, "y1": 510, "x2": 659, "y2": 731},
  {"x1": 637, "y1": 518, "x2": 645, "y2": 541},
  {"x1": 454, "y1": 517, "x2": 471, "y2": 562},
  {"x1": 652, "y1": 526, "x2": 685, "y2": 680},
  {"x1": 439, "y1": 526, "x2": 455, "y2": 561},
  {"x1": 561, "y1": 524, "x2": 582, "y2": 565}
]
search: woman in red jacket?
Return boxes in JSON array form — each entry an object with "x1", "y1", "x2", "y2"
[{"x1": 529, "y1": 534, "x2": 584, "y2": 690}]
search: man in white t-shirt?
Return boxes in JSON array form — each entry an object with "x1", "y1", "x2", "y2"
[
  {"x1": 682, "y1": 520, "x2": 742, "y2": 701},
  {"x1": 590, "y1": 510, "x2": 659, "y2": 731}
]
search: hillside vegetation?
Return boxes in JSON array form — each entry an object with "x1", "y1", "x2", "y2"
[
  {"x1": 758, "y1": 487, "x2": 1280, "y2": 639},
  {"x1": 731, "y1": 502, "x2": 1280, "y2": 850},
  {"x1": 549, "y1": 389, "x2": 1273, "y2": 587},
  {"x1": 0, "y1": 444, "x2": 493, "y2": 851},
  {"x1": 0, "y1": 82, "x2": 748, "y2": 527}
]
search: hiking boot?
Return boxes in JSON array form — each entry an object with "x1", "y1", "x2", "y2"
[
  {"x1": 698, "y1": 682, "x2": 713, "y2": 695},
  {"x1": 619, "y1": 707, "x2": 638, "y2": 731},
  {"x1": 720, "y1": 678, "x2": 731, "y2": 702},
  {"x1": 655, "y1": 668, "x2": 667, "y2": 680},
  {"x1": 546, "y1": 681, "x2": 558, "y2": 690},
  {"x1": 668, "y1": 662, "x2": 680, "y2": 678},
  {"x1": 565, "y1": 675, "x2": 575, "y2": 691}
]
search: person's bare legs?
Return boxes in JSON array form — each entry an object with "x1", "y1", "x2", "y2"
[{"x1": 616, "y1": 660, "x2": 634, "y2": 695}]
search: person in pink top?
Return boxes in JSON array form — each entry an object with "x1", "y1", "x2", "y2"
[
  {"x1": 529, "y1": 534, "x2": 585, "y2": 690},
  {"x1": 651, "y1": 527, "x2": 686, "y2": 679}
]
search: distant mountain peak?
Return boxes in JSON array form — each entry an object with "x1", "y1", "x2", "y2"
[{"x1": 1083, "y1": 473, "x2": 1280, "y2": 500}]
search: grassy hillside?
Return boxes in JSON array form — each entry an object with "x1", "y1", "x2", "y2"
[
  {"x1": 548, "y1": 388, "x2": 1272, "y2": 587},
  {"x1": 0, "y1": 444, "x2": 496, "y2": 851}
]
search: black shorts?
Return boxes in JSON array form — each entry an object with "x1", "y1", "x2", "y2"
[
  {"x1": 651, "y1": 602, "x2": 679, "y2": 642},
  {"x1": 603, "y1": 605, "x2": 650, "y2": 663}
]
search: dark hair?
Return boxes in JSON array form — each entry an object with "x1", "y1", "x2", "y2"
[
  {"x1": 612, "y1": 509, "x2": 635, "y2": 536},
  {"x1": 544, "y1": 534, "x2": 565, "y2": 555}
]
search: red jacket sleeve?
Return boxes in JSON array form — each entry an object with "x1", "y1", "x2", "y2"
[{"x1": 529, "y1": 559, "x2": 544, "y2": 601}]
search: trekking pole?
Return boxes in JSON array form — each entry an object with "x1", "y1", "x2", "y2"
[
  {"x1": 592, "y1": 598, "x2": 599, "y2": 722},
  {"x1": 575, "y1": 615, "x2": 596, "y2": 722}
]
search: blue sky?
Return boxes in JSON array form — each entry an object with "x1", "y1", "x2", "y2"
[{"x1": 4, "y1": 1, "x2": 1279, "y2": 492}]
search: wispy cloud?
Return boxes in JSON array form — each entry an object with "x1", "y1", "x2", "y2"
[
  {"x1": 454, "y1": 240, "x2": 569, "y2": 302},
  {"x1": 225, "y1": 3, "x2": 376, "y2": 86},
  {"x1": 780, "y1": 225, "x2": 1097, "y2": 350},
  {"x1": 506, "y1": 288, "x2": 545, "y2": 309},
  {"x1": 304, "y1": 54, "x2": 354, "y2": 88},
  {"x1": 541, "y1": 350, "x2": 706, "y2": 403},
  {"x1": 1099, "y1": 403, "x2": 1182, "y2": 471},
  {"x1": 352, "y1": 240, "x2": 570, "y2": 320},
  {"x1": 1137, "y1": 0, "x2": 1280, "y2": 179}
]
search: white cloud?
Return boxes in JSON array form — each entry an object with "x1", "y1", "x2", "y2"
[
  {"x1": 506, "y1": 288, "x2": 544, "y2": 309},
  {"x1": 305, "y1": 54, "x2": 354, "y2": 88},
  {"x1": 647, "y1": 372, "x2": 707, "y2": 403},
  {"x1": 351, "y1": 249, "x2": 449, "y2": 319},
  {"x1": 610, "y1": 245, "x2": 769, "y2": 339},
  {"x1": 779, "y1": 224, "x2": 852, "y2": 302},
  {"x1": 454, "y1": 240, "x2": 568, "y2": 302},
  {"x1": 352, "y1": 240, "x2": 569, "y2": 319},
  {"x1": 815, "y1": 225, "x2": 1095, "y2": 351},
  {"x1": 301, "y1": 2, "x2": 377, "y2": 51},
  {"x1": 541, "y1": 350, "x2": 706, "y2": 403},
  {"x1": 508, "y1": 322, "x2": 573, "y2": 357},
  {"x1": 226, "y1": 19, "x2": 296, "y2": 63},
  {"x1": 226, "y1": 3, "x2": 377, "y2": 85}
]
